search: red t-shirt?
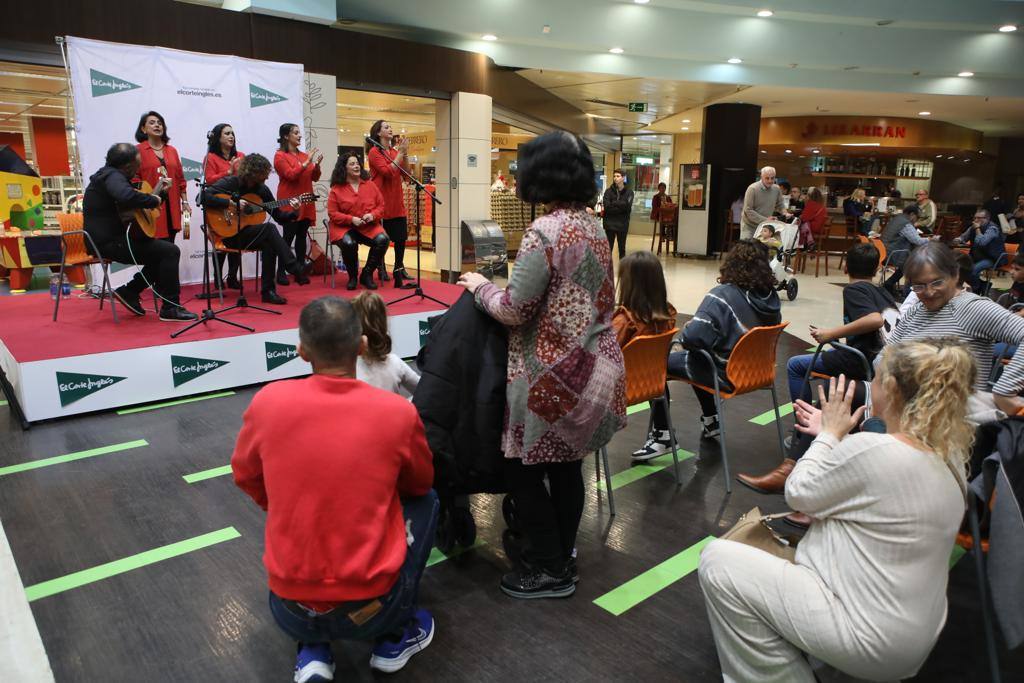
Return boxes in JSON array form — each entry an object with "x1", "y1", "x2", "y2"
[
  {"x1": 231, "y1": 374, "x2": 434, "y2": 603},
  {"x1": 273, "y1": 150, "x2": 320, "y2": 223},
  {"x1": 327, "y1": 182, "x2": 386, "y2": 243},
  {"x1": 368, "y1": 146, "x2": 407, "y2": 220},
  {"x1": 204, "y1": 151, "x2": 245, "y2": 185}
]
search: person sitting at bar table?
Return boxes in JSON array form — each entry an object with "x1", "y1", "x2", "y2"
[
  {"x1": 954, "y1": 208, "x2": 1005, "y2": 294},
  {"x1": 914, "y1": 189, "x2": 937, "y2": 233},
  {"x1": 843, "y1": 188, "x2": 874, "y2": 236},
  {"x1": 203, "y1": 153, "x2": 311, "y2": 305}
]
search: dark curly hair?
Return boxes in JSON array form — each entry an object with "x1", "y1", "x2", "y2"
[
  {"x1": 330, "y1": 152, "x2": 369, "y2": 185},
  {"x1": 237, "y1": 153, "x2": 272, "y2": 184},
  {"x1": 516, "y1": 130, "x2": 597, "y2": 206},
  {"x1": 718, "y1": 239, "x2": 777, "y2": 292}
]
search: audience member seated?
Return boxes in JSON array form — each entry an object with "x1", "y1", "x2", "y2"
[
  {"x1": 786, "y1": 184, "x2": 804, "y2": 215},
  {"x1": 352, "y1": 291, "x2": 419, "y2": 397},
  {"x1": 231, "y1": 296, "x2": 437, "y2": 681},
  {"x1": 880, "y1": 204, "x2": 931, "y2": 296},
  {"x1": 699, "y1": 341, "x2": 976, "y2": 682},
  {"x1": 736, "y1": 243, "x2": 897, "y2": 493},
  {"x1": 1009, "y1": 192, "x2": 1024, "y2": 245},
  {"x1": 843, "y1": 188, "x2": 873, "y2": 236},
  {"x1": 798, "y1": 187, "x2": 827, "y2": 249},
  {"x1": 633, "y1": 240, "x2": 781, "y2": 460},
  {"x1": 611, "y1": 250, "x2": 677, "y2": 348},
  {"x1": 992, "y1": 251, "x2": 1024, "y2": 363},
  {"x1": 913, "y1": 189, "x2": 937, "y2": 233},
  {"x1": 954, "y1": 208, "x2": 1005, "y2": 294}
]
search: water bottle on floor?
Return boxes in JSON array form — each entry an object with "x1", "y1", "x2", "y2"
[
  {"x1": 61, "y1": 274, "x2": 71, "y2": 297},
  {"x1": 336, "y1": 260, "x2": 346, "y2": 273},
  {"x1": 49, "y1": 274, "x2": 61, "y2": 300}
]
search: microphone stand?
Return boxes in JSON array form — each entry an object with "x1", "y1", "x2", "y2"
[
  {"x1": 365, "y1": 136, "x2": 448, "y2": 309},
  {"x1": 171, "y1": 179, "x2": 257, "y2": 338}
]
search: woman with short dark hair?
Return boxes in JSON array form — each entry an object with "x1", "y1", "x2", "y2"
[
  {"x1": 457, "y1": 131, "x2": 625, "y2": 599},
  {"x1": 327, "y1": 153, "x2": 390, "y2": 291},
  {"x1": 205, "y1": 123, "x2": 244, "y2": 289},
  {"x1": 135, "y1": 110, "x2": 189, "y2": 243}
]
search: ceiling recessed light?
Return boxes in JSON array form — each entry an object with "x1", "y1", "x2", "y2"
[
  {"x1": 957, "y1": 71, "x2": 974, "y2": 78},
  {"x1": 634, "y1": 0, "x2": 651, "y2": 4},
  {"x1": 918, "y1": 111, "x2": 931, "y2": 116},
  {"x1": 682, "y1": 119, "x2": 691, "y2": 123},
  {"x1": 811, "y1": 149, "x2": 820, "y2": 153},
  {"x1": 727, "y1": 57, "x2": 742, "y2": 64},
  {"x1": 947, "y1": 155, "x2": 955, "y2": 159},
  {"x1": 481, "y1": 34, "x2": 497, "y2": 41},
  {"x1": 681, "y1": 127, "x2": 689, "y2": 130},
  {"x1": 998, "y1": 24, "x2": 1017, "y2": 33},
  {"x1": 609, "y1": 47, "x2": 624, "y2": 54},
  {"x1": 936, "y1": 154, "x2": 943, "y2": 158},
  {"x1": 785, "y1": 149, "x2": 792, "y2": 154},
  {"x1": 964, "y1": 159, "x2": 970, "y2": 162},
  {"x1": 760, "y1": 150, "x2": 767, "y2": 153},
  {"x1": 757, "y1": 10, "x2": 773, "y2": 17},
  {"x1": 978, "y1": 150, "x2": 983, "y2": 153}
]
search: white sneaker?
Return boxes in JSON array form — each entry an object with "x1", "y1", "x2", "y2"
[
  {"x1": 700, "y1": 415, "x2": 721, "y2": 438},
  {"x1": 632, "y1": 430, "x2": 672, "y2": 461}
]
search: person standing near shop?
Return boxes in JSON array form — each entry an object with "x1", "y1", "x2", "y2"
[
  {"x1": 274, "y1": 123, "x2": 321, "y2": 287},
  {"x1": 204, "y1": 123, "x2": 243, "y2": 289},
  {"x1": 602, "y1": 169, "x2": 633, "y2": 259},
  {"x1": 135, "y1": 111, "x2": 189, "y2": 243},
  {"x1": 741, "y1": 166, "x2": 788, "y2": 240},
  {"x1": 367, "y1": 120, "x2": 417, "y2": 289}
]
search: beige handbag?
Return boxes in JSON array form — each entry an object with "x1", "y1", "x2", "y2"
[{"x1": 721, "y1": 507, "x2": 798, "y2": 562}]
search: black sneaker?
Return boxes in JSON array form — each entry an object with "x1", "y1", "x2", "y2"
[
  {"x1": 631, "y1": 429, "x2": 672, "y2": 461},
  {"x1": 567, "y1": 556, "x2": 580, "y2": 584},
  {"x1": 500, "y1": 566, "x2": 575, "y2": 599},
  {"x1": 158, "y1": 306, "x2": 198, "y2": 322},
  {"x1": 113, "y1": 285, "x2": 145, "y2": 316},
  {"x1": 261, "y1": 291, "x2": 287, "y2": 305},
  {"x1": 700, "y1": 415, "x2": 721, "y2": 439}
]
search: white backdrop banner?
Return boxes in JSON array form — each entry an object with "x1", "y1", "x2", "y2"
[{"x1": 66, "y1": 36, "x2": 304, "y2": 285}]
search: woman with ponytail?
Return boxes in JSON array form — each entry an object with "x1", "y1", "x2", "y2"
[
  {"x1": 273, "y1": 123, "x2": 321, "y2": 286},
  {"x1": 699, "y1": 338, "x2": 975, "y2": 682}
]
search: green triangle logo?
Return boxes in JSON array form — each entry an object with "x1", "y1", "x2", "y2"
[
  {"x1": 56, "y1": 371, "x2": 126, "y2": 407},
  {"x1": 181, "y1": 157, "x2": 203, "y2": 182},
  {"x1": 265, "y1": 341, "x2": 299, "y2": 371},
  {"x1": 250, "y1": 83, "x2": 286, "y2": 108},
  {"x1": 171, "y1": 355, "x2": 229, "y2": 387},
  {"x1": 90, "y1": 69, "x2": 141, "y2": 97}
]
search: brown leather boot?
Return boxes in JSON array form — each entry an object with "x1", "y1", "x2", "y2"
[{"x1": 736, "y1": 458, "x2": 795, "y2": 494}]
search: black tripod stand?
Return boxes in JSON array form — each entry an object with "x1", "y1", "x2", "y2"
[{"x1": 365, "y1": 136, "x2": 448, "y2": 309}]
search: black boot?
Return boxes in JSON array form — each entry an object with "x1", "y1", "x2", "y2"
[
  {"x1": 359, "y1": 267, "x2": 379, "y2": 290},
  {"x1": 287, "y1": 260, "x2": 310, "y2": 286},
  {"x1": 394, "y1": 268, "x2": 416, "y2": 289},
  {"x1": 378, "y1": 263, "x2": 390, "y2": 281}
]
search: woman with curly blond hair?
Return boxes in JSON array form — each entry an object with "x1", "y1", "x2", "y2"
[
  {"x1": 634, "y1": 239, "x2": 781, "y2": 459},
  {"x1": 699, "y1": 338, "x2": 975, "y2": 683}
]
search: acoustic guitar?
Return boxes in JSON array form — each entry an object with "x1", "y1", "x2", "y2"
[
  {"x1": 206, "y1": 192, "x2": 318, "y2": 237},
  {"x1": 119, "y1": 178, "x2": 163, "y2": 238}
]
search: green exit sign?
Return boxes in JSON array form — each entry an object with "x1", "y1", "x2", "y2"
[{"x1": 628, "y1": 102, "x2": 647, "y2": 113}]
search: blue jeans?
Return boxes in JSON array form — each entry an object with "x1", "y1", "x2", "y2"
[
  {"x1": 269, "y1": 490, "x2": 439, "y2": 646},
  {"x1": 786, "y1": 353, "x2": 828, "y2": 404},
  {"x1": 994, "y1": 342, "x2": 1018, "y2": 361},
  {"x1": 970, "y1": 259, "x2": 995, "y2": 293}
]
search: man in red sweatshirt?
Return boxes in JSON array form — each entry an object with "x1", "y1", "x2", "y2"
[{"x1": 231, "y1": 295, "x2": 437, "y2": 683}]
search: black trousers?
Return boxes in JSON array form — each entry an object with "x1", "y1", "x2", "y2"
[
  {"x1": 383, "y1": 216, "x2": 408, "y2": 270},
  {"x1": 335, "y1": 231, "x2": 389, "y2": 280},
  {"x1": 223, "y1": 223, "x2": 297, "y2": 293},
  {"x1": 502, "y1": 458, "x2": 583, "y2": 573},
  {"x1": 93, "y1": 237, "x2": 181, "y2": 304},
  {"x1": 215, "y1": 252, "x2": 240, "y2": 280},
  {"x1": 883, "y1": 266, "x2": 904, "y2": 295},
  {"x1": 606, "y1": 229, "x2": 627, "y2": 258},
  {"x1": 278, "y1": 218, "x2": 311, "y2": 276}
]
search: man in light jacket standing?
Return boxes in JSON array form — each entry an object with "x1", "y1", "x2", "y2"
[
  {"x1": 602, "y1": 169, "x2": 633, "y2": 258},
  {"x1": 741, "y1": 166, "x2": 789, "y2": 240}
]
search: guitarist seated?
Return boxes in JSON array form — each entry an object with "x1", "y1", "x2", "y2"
[
  {"x1": 203, "y1": 153, "x2": 311, "y2": 305},
  {"x1": 83, "y1": 142, "x2": 198, "y2": 321}
]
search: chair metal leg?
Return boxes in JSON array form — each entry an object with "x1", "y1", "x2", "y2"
[
  {"x1": 769, "y1": 385, "x2": 787, "y2": 458},
  {"x1": 594, "y1": 449, "x2": 601, "y2": 483},
  {"x1": 53, "y1": 253, "x2": 67, "y2": 322},
  {"x1": 601, "y1": 446, "x2": 615, "y2": 516},
  {"x1": 715, "y1": 391, "x2": 731, "y2": 493},
  {"x1": 968, "y1": 493, "x2": 1002, "y2": 683},
  {"x1": 211, "y1": 249, "x2": 225, "y2": 305},
  {"x1": 102, "y1": 262, "x2": 118, "y2": 323},
  {"x1": 661, "y1": 393, "x2": 681, "y2": 485}
]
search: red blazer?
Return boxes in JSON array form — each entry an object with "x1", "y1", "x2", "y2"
[
  {"x1": 274, "y1": 149, "x2": 320, "y2": 223},
  {"x1": 801, "y1": 199, "x2": 828, "y2": 237},
  {"x1": 368, "y1": 146, "x2": 407, "y2": 220},
  {"x1": 204, "y1": 151, "x2": 244, "y2": 185},
  {"x1": 136, "y1": 141, "x2": 187, "y2": 239},
  {"x1": 327, "y1": 181, "x2": 386, "y2": 243}
]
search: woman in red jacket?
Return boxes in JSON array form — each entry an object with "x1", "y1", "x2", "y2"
[
  {"x1": 800, "y1": 187, "x2": 828, "y2": 249},
  {"x1": 204, "y1": 123, "x2": 244, "y2": 289},
  {"x1": 273, "y1": 123, "x2": 322, "y2": 286},
  {"x1": 135, "y1": 110, "x2": 189, "y2": 242},
  {"x1": 367, "y1": 120, "x2": 415, "y2": 289},
  {"x1": 328, "y1": 153, "x2": 389, "y2": 291}
]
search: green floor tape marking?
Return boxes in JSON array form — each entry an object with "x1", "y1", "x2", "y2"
[
  {"x1": 0, "y1": 439, "x2": 148, "y2": 477},
  {"x1": 117, "y1": 391, "x2": 235, "y2": 415},
  {"x1": 594, "y1": 535, "x2": 715, "y2": 616},
  {"x1": 626, "y1": 403, "x2": 649, "y2": 416},
  {"x1": 597, "y1": 449, "x2": 696, "y2": 492},
  {"x1": 949, "y1": 544, "x2": 967, "y2": 569},
  {"x1": 183, "y1": 464, "x2": 233, "y2": 484},
  {"x1": 426, "y1": 540, "x2": 485, "y2": 568},
  {"x1": 0, "y1": 399, "x2": 8, "y2": 406},
  {"x1": 24, "y1": 527, "x2": 241, "y2": 602},
  {"x1": 748, "y1": 402, "x2": 794, "y2": 426}
]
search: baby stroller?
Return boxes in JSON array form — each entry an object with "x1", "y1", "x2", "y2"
[{"x1": 755, "y1": 218, "x2": 801, "y2": 301}]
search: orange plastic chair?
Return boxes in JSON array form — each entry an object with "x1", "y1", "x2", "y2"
[
  {"x1": 668, "y1": 323, "x2": 789, "y2": 493},
  {"x1": 597, "y1": 327, "x2": 681, "y2": 516},
  {"x1": 54, "y1": 213, "x2": 118, "y2": 323}
]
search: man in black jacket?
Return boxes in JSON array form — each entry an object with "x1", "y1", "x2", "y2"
[
  {"x1": 83, "y1": 142, "x2": 197, "y2": 321},
  {"x1": 602, "y1": 169, "x2": 633, "y2": 259},
  {"x1": 203, "y1": 154, "x2": 310, "y2": 305}
]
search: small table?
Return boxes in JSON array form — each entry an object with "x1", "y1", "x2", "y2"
[{"x1": 0, "y1": 228, "x2": 86, "y2": 291}]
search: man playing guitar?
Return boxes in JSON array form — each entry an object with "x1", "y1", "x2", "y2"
[
  {"x1": 82, "y1": 142, "x2": 198, "y2": 321},
  {"x1": 203, "y1": 153, "x2": 311, "y2": 305}
]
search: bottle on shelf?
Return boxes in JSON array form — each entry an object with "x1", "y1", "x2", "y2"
[{"x1": 910, "y1": 165, "x2": 916, "y2": 178}]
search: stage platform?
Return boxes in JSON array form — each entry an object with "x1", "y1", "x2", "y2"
[{"x1": 0, "y1": 277, "x2": 461, "y2": 425}]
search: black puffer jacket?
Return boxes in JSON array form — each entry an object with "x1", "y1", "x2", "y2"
[{"x1": 413, "y1": 291, "x2": 508, "y2": 495}]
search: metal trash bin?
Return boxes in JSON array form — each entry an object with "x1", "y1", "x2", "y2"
[{"x1": 461, "y1": 219, "x2": 508, "y2": 278}]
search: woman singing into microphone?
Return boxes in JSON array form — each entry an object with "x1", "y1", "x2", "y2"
[
  {"x1": 273, "y1": 123, "x2": 321, "y2": 286},
  {"x1": 136, "y1": 111, "x2": 189, "y2": 242},
  {"x1": 367, "y1": 120, "x2": 416, "y2": 289},
  {"x1": 204, "y1": 123, "x2": 243, "y2": 289}
]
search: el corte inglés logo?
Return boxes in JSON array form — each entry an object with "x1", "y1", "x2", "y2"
[
  {"x1": 250, "y1": 83, "x2": 286, "y2": 108},
  {"x1": 171, "y1": 355, "x2": 229, "y2": 387},
  {"x1": 265, "y1": 342, "x2": 298, "y2": 371},
  {"x1": 56, "y1": 371, "x2": 127, "y2": 407},
  {"x1": 181, "y1": 157, "x2": 203, "y2": 182},
  {"x1": 90, "y1": 69, "x2": 141, "y2": 97}
]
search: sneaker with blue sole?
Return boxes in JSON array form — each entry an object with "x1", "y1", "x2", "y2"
[
  {"x1": 294, "y1": 642, "x2": 334, "y2": 683},
  {"x1": 369, "y1": 608, "x2": 435, "y2": 673}
]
